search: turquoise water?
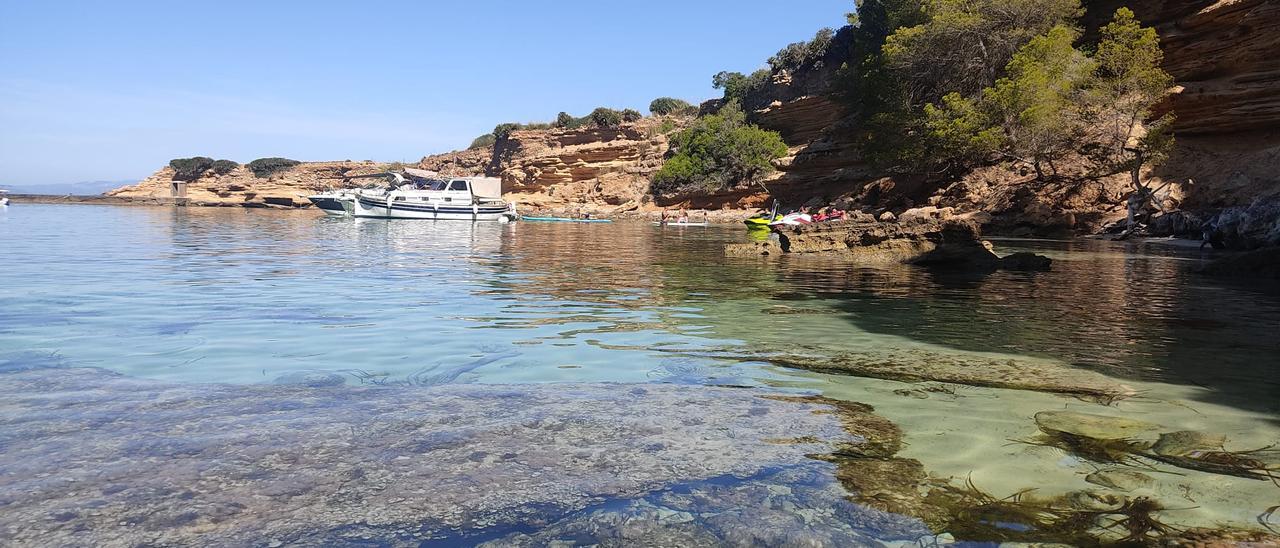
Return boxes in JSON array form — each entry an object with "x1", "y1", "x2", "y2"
[{"x1": 2, "y1": 204, "x2": 1278, "y2": 541}]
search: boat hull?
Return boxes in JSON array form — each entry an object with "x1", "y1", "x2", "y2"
[
  {"x1": 308, "y1": 195, "x2": 352, "y2": 216},
  {"x1": 352, "y1": 195, "x2": 514, "y2": 222}
]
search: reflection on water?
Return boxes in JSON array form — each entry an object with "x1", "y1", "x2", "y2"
[{"x1": 1, "y1": 204, "x2": 1278, "y2": 542}]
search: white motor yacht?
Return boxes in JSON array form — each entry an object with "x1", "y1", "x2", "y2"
[{"x1": 350, "y1": 175, "x2": 517, "y2": 222}]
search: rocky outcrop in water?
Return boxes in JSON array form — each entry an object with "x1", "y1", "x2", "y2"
[
  {"x1": 106, "y1": 161, "x2": 391, "y2": 208},
  {"x1": 0, "y1": 367, "x2": 932, "y2": 547},
  {"x1": 727, "y1": 215, "x2": 1052, "y2": 273}
]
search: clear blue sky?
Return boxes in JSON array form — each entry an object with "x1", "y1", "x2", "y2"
[{"x1": 0, "y1": 0, "x2": 849, "y2": 186}]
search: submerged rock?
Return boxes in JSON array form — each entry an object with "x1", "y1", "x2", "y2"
[
  {"x1": 1150, "y1": 430, "x2": 1227, "y2": 457},
  {"x1": 1195, "y1": 246, "x2": 1280, "y2": 280},
  {"x1": 1033, "y1": 411, "x2": 1160, "y2": 440},
  {"x1": 997, "y1": 252, "x2": 1053, "y2": 271},
  {"x1": 1085, "y1": 469, "x2": 1155, "y2": 492},
  {"x1": 0, "y1": 367, "x2": 926, "y2": 547}
]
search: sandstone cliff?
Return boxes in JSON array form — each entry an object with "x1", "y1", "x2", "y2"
[
  {"x1": 738, "y1": 0, "x2": 1279, "y2": 235},
  {"x1": 415, "y1": 117, "x2": 684, "y2": 214}
]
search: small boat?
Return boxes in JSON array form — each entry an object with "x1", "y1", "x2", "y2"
[
  {"x1": 522, "y1": 216, "x2": 612, "y2": 223},
  {"x1": 744, "y1": 215, "x2": 780, "y2": 227},
  {"x1": 0, "y1": 189, "x2": 9, "y2": 207},
  {"x1": 745, "y1": 202, "x2": 781, "y2": 227},
  {"x1": 769, "y1": 213, "x2": 813, "y2": 227},
  {"x1": 306, "y1": 189, "x2": 356, "y2": 216}
]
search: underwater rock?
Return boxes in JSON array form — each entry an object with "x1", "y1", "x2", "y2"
[
  {"x1": 1033, "y1": 411, "x2": 1160, "y2": 440},
  {"x1": 1065, "y1": 490, "x2": 1128, "y2": 512},
  {"x1": 771, "y1": 351, "x2": 1133, "y2": 403},
  {"x1": 1150, "y1": 430, "x2": 1227, "y2": 457},
  {"x1": 997, "y1": 252, "x2": 1053, "y2": 272},
  {"x1": 1084, "y1": 469, "x2": 1155, "y2": 492},
  {"x1": 0, "y1": 367, "x2": 923, "y2": 547}
]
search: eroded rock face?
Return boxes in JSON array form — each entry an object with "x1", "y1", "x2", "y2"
[
  {"x1": 418, "y1": 146, "x2": 491, "y2": 177},
  {"x1": 490, "y1": 120, "x2": 680, "y2": 212},
  {"x1": 106, "y1": 162, "x2": 391, "y2": 208},
  {"x1": 0, "y1": 367, "x2": 930, "y2": 547}
]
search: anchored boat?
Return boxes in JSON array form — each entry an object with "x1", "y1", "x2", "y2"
[
  {"x1": 311, "y1": 171, "x2": 518, "y2": 223},
  {"x1": 0, "y1": 189, "x2": 9, "y2": 207},
  {"x1": 307, "y1": 189, "x2": 357, "y2": 216}
]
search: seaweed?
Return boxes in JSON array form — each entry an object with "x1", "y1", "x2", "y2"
[
  {"x1": 925, "y1": 478, "x2": 1187, "y2": 545},
  {"x1": 1013, "y1": 430, "x2": 1155, "y2": 467},
  {"x1": 1018, "y1": 429, "x2": 1280, "y2": 484}
]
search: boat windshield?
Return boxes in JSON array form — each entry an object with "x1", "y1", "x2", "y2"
[{"x1": 415, "y1": 180, "x2": 449, "y2": 191}]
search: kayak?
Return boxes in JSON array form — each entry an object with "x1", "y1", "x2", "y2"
[
  {"x1": 521, "y1": 217, "x2": 613, "y2": 223},
  {"x1": 654, "y1": 221, "x2": 709, "y2": 227}
]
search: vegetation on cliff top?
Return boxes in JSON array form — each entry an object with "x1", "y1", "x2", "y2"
[
  {"x1": 246, "y1": 157, "x2": 301, "y2": 178},
  {"x1": 169, "y1": 157, "x2": 239, "y2": 181},
  {"x1": 651, "y1": 101, "x2": 788, "y2": 197},
  {"x1": 472, "y1": 105, "x2": 661, "y2": 148},
  {"x1": 649, "y1": 97, "x2": 696, "y2": 116}
]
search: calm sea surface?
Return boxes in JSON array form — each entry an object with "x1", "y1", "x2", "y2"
[{"x1": 2, "y1": 204, "x2": 1278, "y2": 542}]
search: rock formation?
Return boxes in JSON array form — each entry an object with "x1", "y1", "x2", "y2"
[
  {"x1": 107, "y1": 161, "x2": 391, "y2": 208},
  {"x1": 487, "y1": 119, "x2": 679, "y2": 213},
  {"x1": 726, "y1": 212, "x2": 1054, "y2": 274}
]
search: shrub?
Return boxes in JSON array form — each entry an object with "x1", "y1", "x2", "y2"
[
  {"x1": 649, "y1": 97, "x2": 693, "y2": 116},
  {"x1": 469, "y1": 133, "x2": 497, "y2": 149},
  {"x1": 588, "y1": 107, "x2": 623, "y2": 128},
  {"x1": 210, "y1": 159, "x2": 239, "y2": 175},
  {"x1": 493, "y1": 123, "x2": 521, "y2": 140},
  {"x1": 554, "y1": 112, "x2": 575, "y2": 128},
  {"x1": 652, "y1": 101, "x2": 788, "y2": 196},
  {"x1": 768, "y1": 28, "x2": 836, "y2": 73},
  {"x1": 246, "y1": 157, "x2": 301, "y2": 178},
  {"x1": 621, "y1": 108, "x2": 643, "y2": 123},
  {"x1": 168, "y1": 157, "x2": 214, "y2": 181},
  {"x1": 711, "y1": 69, "x2": 771, "y2": 108}
]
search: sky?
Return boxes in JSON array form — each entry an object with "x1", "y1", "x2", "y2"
[{"x1": 0, "y1": 0, "x2": 850, "y2": 186}]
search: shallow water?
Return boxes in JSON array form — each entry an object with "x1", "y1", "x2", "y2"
[{"x1": 1, "y1": 204, "x2": 1278, "y2": 543}]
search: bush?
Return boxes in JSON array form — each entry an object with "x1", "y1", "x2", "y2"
[
  {"x1": 652, "y1": 101, "x2": 788, "y2": 196},
  {"x1": 246, "y1": 157, "x2": 301, "y2": 178},
  {"x1": 469, "y1": 133, "x2": 497, "y2": 150},
  {"x1": 649, "y1": 97, "x2": 693, "y2": 116},
  {"x1": 554, "y1": 112, "x2": 575, "y2": 128},
  {"x1": 493, "y1": 123, "x2": 521, "y2": 140},
  {"x1": 712, "y1": 69, "x2": 771, "y2": 108},
  {"x1": 168, "y1": 157, "x2": 215, "y2": 181},
  {"x1": 621, "y1": 109, "x2": 643, "y2": 123},
  {"x1": 211, "y1": 159, "x2": 239, "y2": 175},
  {"x1": 588, "y1": 107, "x2": 623, "y2": 128},
  {"x1": 768, "y1": 28, "x2": 836, "y2": 73}
]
